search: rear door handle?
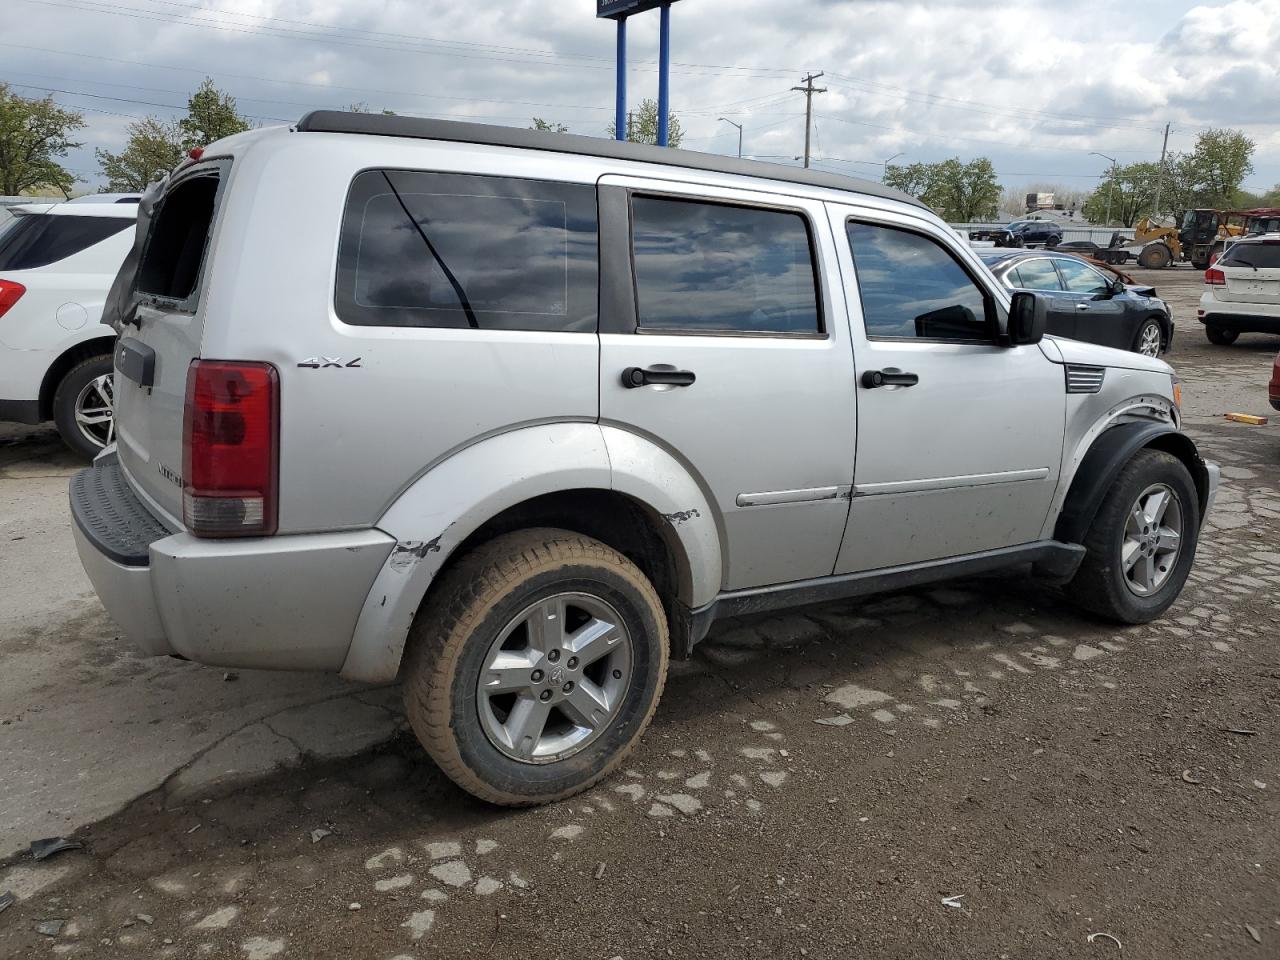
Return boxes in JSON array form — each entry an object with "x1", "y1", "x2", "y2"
[
  {"x1": 861, "y1": 369, "x2": 919, "y2": 389},
  {"x1": 622, "y1": 366, "x2": 696, "y2": 388},
  {"x1": 1075, "y1": 303, "x2": 1091, "y2": 310}
]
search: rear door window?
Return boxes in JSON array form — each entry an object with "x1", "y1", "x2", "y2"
[
  {"x1": 629, "y1": 195, "x2": 822, "y2": 335},
  {"x1": 136, "y1": 167, "x2": 223, "y2": 308},
  {"x1": 1010, "y1": 258, "x2": 1063, "y2": 291},
  {"x1": 335, "y1": 170, "x2": 598, "y2": 331},
  {"x1": 0, "y1": 214, "x2": 131, "y2": 271}
]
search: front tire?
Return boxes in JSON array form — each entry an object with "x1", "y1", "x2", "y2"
[
  {"x1": 52, "y1": 355, "x2": 115, "y2": 459},
  {"x1": 1065, "y1": 450, "x2": 1199, "y2": 624},
  {"x1": 403, "y1": 528, "x2": 669, "y2": 806},
  {"x1": 1205, "y1": 324, "x2": 1238, "y2": 345},
  {"x1": 1133, "y1": 318, "x2": 1164, "y2": 357},
  {"x1": 1138, "y1": 243, "x2": 1172, "y2": 269}
]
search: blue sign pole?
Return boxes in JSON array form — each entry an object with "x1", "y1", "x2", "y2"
[
  {"x1": 615, "y1": 16, "x2": 627, "y2": 142},
  {"x1": 657, "y1": 3, "x2": 671, "y2": 146}
]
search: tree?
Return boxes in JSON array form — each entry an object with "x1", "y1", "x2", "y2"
[
  {"x1": 883, "y1": 157, "x2": 1000, "y2": 221},
  {"x1": 1177, "y1": 128, "x2": 1254, "y2": 210},
  {"x1": 530, "y1": 118, "x2": 569, "y2": 134},
  {"x1": 1082, "y1": 162, "x2": 1162, "y2": 227},
  {"x1": 347, "y1": 102, "x2": 397, "y2": 115},
  {"x1": 95, "y1": 117, "x2": 184, "y2": 193},
  {"x1": 179, "y1": 78, "x2": 250, "y2": 149},
  {"x1": 0, "y1": 84, "x2": 84, "y2": 197},
  {"x1": 606, "y1": 98, "x2": 683, "y2": 148}
]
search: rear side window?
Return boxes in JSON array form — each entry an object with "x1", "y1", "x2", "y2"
[
  {"x1": 1010, "y1": 258, "x2": 1063, "y2": 291},
  {"x1": 335, "y1": 170, "x2": 598, "y2": 331},
  {"x1": 630, "y1": 196, "x2": 822, "y2": 335},
  {"x1": 1222, "y1": 243, "x2": 1280, "y2": 269},
  {"x1": 0, "y1": 214, "x2": 131, "y2": 271},
  {"x1": 137, "y1": 170, "x2": 221, "y2": 305},
  {"x1": 847, "y1": 222, "x2": 991, "y2": 341}
]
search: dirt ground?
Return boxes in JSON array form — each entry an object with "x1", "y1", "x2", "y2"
[{"x1": 1, "y1": 265, "x2": 1278, "y2": 960}]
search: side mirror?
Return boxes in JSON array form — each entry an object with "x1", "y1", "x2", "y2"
[
  {"x1": 1111, "y1": 278, "x2": 1127, "y2": 295},
  {"x1": 1007, "y1": 291, "x2": 1047, "y2": 345}
]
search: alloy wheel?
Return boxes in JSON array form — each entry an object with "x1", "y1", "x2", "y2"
[
  {"x1": 1122, "y1": 482, "x2": 1183, "y2": 596},
  {"x1": 74, "y1": 373, "x2": 115, "y2": 449},
  {"x1": 1137, "y1": 322, "x2": 1162, "y2": 357},
  {"x1": 477, "y1": 592, "x2": 632, "y2": 764}
]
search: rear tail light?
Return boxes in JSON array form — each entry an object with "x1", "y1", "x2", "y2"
[
  {"x1": 183, "y1": 360, "x2": 279, "y2": 537},
  {"x1": 1204, "y1": 267, "x2": 1225, "y2": 285},
  {"x1": 0, "y1": 279, "x2": 26, "y2": 318}
]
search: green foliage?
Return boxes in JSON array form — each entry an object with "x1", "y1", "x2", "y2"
[
  {"x1": 530, "y1": 118, "x2": 569, "y2": 134},
  {"x1": 179, "y1": 78, "x2": 251, "y2": 149},
  {"x1": 0, "y1": 83, "x2": 84, "y2": 196},
  {"x1": 1176, "y1": 128, "x2": 1254, "y2": 210},
  {"x1": 95, "y1": 117, "x2": 183, "y2": 193},
  {"x1": 605, "y1": 99, "x2": 683, "y2": 148},
  {"x1": 883, "y1": 157, "x2": 1000, "y2": 221},
  {"x1": 1082, "y1": 161, "x2": 1162, "y2": 227}
]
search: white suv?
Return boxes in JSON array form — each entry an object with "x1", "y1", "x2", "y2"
[
  {"x1": 0, "y1": 199, "x2": 137, "y2": 455},
  {"x1": 1199, "y1": 234, "x2": 1280, "y2": 344},
  {"x1": 71, "y1": 114, "x2": 1218, "y2": 805}
]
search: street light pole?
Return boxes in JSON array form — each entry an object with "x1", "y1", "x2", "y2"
[
  {"x1": 1090, "y1": 151, "x2": 1116, "y2": 227},
  {"x1": 717, "y1": 117, "x2": 743, "y2": 158},
  {"x1": 882, "y1": 152, "x2": 903, "y2": 182}
]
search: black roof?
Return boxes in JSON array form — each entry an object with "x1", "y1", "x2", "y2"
[{"x1": 295, "y1": 111, "x2": 926, "y2": 210}]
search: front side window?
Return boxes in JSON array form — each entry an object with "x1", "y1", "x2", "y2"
[
  {"x1": 630, "y1": 195, "x2": 821, "y2": 335},
  {"x1": 0, "y1": 214, "x2": 131, "y2": 271},
  {"x1": 1054, "y1": 258, "x2": 1111, "y2": 295},
  {"x1": 336, "y1": 170, "x2": 597, "y2": 331},
  {"x1": 846, "y1": 221, "x2": 991, "y2": 341},
  {"x1": 1009, "y1": 258, "x2": 1063, "y2": 291}
]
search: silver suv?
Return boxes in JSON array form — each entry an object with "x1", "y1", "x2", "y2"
[{"x1": 71, "y1": 113, "x2": 1219, "y2": 805}]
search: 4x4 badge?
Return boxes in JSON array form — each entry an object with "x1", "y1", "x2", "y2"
[{"x1": 297, "y1": 357, "x2": 361, "y2": 369}]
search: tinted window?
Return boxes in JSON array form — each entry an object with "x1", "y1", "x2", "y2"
[
  {"x1": 137, "y1": 171, "x2": 220, "y2": 304},
  {"x1": 1054, "y1": 258, "x2": 1111, "y2": 295},
  {"x1": 336, "y1": 170, "x2": 597, "y2": 331},
  {"x1": 630, "y1": 196, "x2": 821, "y2": 334},
  {"x1": 847, "y1": 222, "x2": 990, "y2": 341},
  {"x1": 1221, "y1": 243, "x2": 1280, "y2": 269},
  {"x1": 1010, "y1": 258, "x2": 1063, "y2": 291},
  {"x1": 0, "y1": 214, "x2": 131, "y2": 271}
]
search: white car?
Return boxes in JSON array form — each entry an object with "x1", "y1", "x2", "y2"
[
  {"x1": 0, "y1": 200, "x2": 136, "y2": 455},
  {"x1": 1199, "y1": 233, "x2": 1280, "y2": 345}
]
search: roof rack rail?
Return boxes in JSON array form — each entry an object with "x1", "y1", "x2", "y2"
[{"x1": 294, "y1": 111, "x2": 925, "y2": 210}]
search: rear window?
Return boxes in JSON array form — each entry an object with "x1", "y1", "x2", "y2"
[
  {"x1": 335, "y1": 170, "x2": 598, "y2": 331},
  {"x1": 1221, "y1": 243, "x2": 1280, "y2": 269},
  {"x1": 136, "y1": 169, "x2": 221, "y2": 306},
  {"x1": 0, "y1": 214, "x2": 131, "y2": 271}
]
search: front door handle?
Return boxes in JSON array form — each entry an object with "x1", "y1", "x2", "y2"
[
  {"x1": 861, "y1": 368, "x2": 919, "y2": 389},
  {"x1": 1075, "y1": 303, "x2": 1091, "y2": 310},
  {"x1": 622, "y1": 366, "x2": 696, "y2": 388}
]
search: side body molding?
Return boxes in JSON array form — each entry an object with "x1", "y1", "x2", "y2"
[{"x1": 340, "y1": 423, "x2": 723, "y2": 683}]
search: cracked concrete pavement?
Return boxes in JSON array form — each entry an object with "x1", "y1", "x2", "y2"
[{"x1": 0, "y1": 426, "x2": 405, "y2": 858}]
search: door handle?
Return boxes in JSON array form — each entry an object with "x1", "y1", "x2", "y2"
[
  {"x1": 1075, "y1": 303, "x2": 1091, "y2": 310},
  {"x1": 861, "y1": 368, "x2": 919, "y2": 389},
  {"x1": 622, "y1": 365, "x2": 696, "y2": 389}
]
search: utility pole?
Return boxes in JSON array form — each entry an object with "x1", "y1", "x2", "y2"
[
  {"x1": 1152, "y1": 122, "x2": 1170, "y2": 222},
  {"x1": 791, "y1": 71, "x2": 826, "y2": 169},
  {"x1": 718, "y1": 117, "x2": 743, "y2": 158}
]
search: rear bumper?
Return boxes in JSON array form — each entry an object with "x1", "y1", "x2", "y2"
[
  {"x1": 70, "y1": 456, "x2": 396, "y2": 671},
  {"x1": 1200, "y1": 312, "x2": 1280, "y2": 333}
]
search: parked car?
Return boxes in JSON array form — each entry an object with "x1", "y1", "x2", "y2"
[
  {"x1": 1198, "y1": 234, "x2": 1280, "y2": 344},
  {"x1": 72, "y1": 113, "x2": 1218, "y2": 806},
  {"x1": 977, "y1": 249, "x2": 1172, "y2": 356},
  {"x1": 0, "y1": 201, "x2": 135, "y2": 455},
  {"x1": 969, "y1": 219, "x2": 1063, "y2": 248}
]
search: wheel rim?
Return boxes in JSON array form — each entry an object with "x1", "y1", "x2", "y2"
[
  {"x1": 1138, "y1": 323, "x2": 1162, "y2": 357},
  {"x1": 74, "y1": 373, "x2": 115, "y2": 449},
  {"x1": 476, "y1": 592, "x2": 632, "y2": 764},
  {"x1": 1122, "y1": 483, "x2": 1183, "y2": 597}
]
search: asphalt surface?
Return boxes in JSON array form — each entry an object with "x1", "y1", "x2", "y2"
[{"x1": 1, "y1": 265, "x2": 1277, "y2": 960}]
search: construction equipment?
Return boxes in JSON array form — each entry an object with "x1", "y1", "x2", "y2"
[{"x1": 1129, "y1": 209, "x2": 1250, "y2": 269}]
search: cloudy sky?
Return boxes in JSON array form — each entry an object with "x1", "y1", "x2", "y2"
[{"x1": 7, "y1": 0, "x2": 1280, "y2": 197}]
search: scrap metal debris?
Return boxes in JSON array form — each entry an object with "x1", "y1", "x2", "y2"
[
  {"x1": 310, "y1": 828, "x2": 332, "y2": 844},
  {"x1": 30, "y1": 838, "x2": 81, "y2": 861},
  {"x1": 1087, "y1": 932, "x2": 1123, "y2": 950},
  {"x1": 1181, "y1": 769, "x2": 1203, "y2": 785},
  {"x1": 594, "y1": 862, "x2": 607, "y2": 880},
  {"x1": 35, "y1": 919, "x2": 65, "y2": 937},
  {"x1": 1246, "y1": 924, "x2": 1262, "y2": 944},
  {"x1": 814, "y1": 714, "x2": 855, "y2": 727},
  {"x1": 1223, "y1": 727, "x2": 1258, "y2": 736},
  {"x1": 0, "y1": 891, "x2": 15, "y2": 915},
  {"x1": 940, "y1": 894, "x2": 965, "y2": 909}
]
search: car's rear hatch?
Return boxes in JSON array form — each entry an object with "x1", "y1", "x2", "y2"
[
  {"x1": 112, "y1": 160, "x2": 229, "y2": 525},
  {"x1": 1216, "y1": 240, "x2": 1280, "y2": 305}
]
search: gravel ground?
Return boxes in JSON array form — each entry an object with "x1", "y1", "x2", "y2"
[{"x1": 1, "y1": 265, "x2": 1277, "y2": 960}]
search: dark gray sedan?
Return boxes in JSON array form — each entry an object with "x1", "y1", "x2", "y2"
[{"x1": 977, "y1": 249, "x2": 1172, "y2": 356}]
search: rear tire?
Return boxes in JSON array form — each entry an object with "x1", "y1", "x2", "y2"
[
  {"x1": 1138, "y1": 243, "x2": 1172, "y2": 269},
  {"x1": 1205, "y1": 324, "x2": 1238, "y2": 346},
  {"x1": 1065, "y1": 449, "x2": 1199, "y2": 624},
  {"x1": 52, "y1": 355, "x2": 114, "y2": 459},
  {"x1": 403, "y1": 528, "x2": 669, "y2": 806}
]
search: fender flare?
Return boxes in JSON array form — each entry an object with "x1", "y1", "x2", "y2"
[
  {"x1": 1053, "y1": 421, "x2": 1210, "y2": 544},
  {"x1": 339, "y1": 422, "x2": 722, "y2": 683}
]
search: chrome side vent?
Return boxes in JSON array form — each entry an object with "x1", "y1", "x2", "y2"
[{"x1": 1065, "y1": 364, "x2": 1106, "y2": 394}]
